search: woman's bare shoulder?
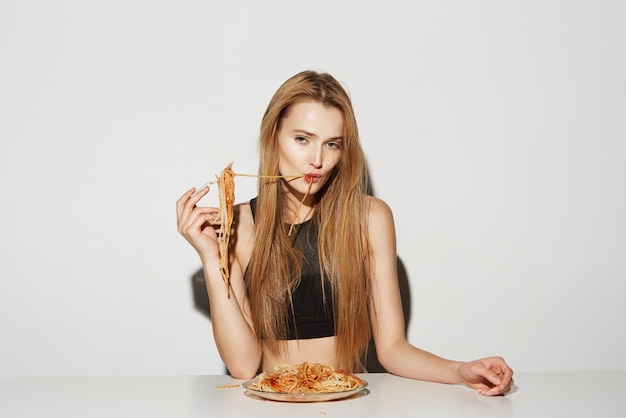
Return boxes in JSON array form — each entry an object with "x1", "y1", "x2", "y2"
[
  {"x1": 364, "y1": 195, "x2": 394, "y2": 220},
  {"x1": 233, "y1": 201, "x2": 253, "y2": 227},
  {"x1": 363, "y1": 195, "x2": 396, "y2": 246}
]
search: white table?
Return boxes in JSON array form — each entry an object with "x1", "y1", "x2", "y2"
[{"x1": 1, "y1": 372, "x2": 624, "y2": 417}]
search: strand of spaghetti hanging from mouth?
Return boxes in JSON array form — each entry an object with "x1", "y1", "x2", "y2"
[
  {"x1": 287, "y1": 177, "x2": 314, "y2": 236},
  {"x1": 210, "y1": 163, "x2": 304, "y2": 298}
]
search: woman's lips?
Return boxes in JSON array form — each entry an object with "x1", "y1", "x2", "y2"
[{"x1": 304, "y1": 173, "x2": 321, "y2": 183}]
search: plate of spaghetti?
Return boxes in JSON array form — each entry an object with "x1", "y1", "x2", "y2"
[{"x1": 242, "y1": 362, "x2": 368, "y2": 402}]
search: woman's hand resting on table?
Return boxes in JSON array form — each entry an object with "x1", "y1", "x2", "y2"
[{"x1": 457, "y1": 356, "x2": 514, "y2": 396}]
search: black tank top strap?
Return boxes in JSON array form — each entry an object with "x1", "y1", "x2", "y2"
[{"x1": 250, "y1": 197, "x2": 258, "y2": 218}]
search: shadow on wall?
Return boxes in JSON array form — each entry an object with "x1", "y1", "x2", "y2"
[{"x1": 190, "y1": 256, "x2": 412, "y2": 374}]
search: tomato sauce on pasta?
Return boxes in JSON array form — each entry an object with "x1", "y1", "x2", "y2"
[{"x1": 248, "y1": 362, "x2": 365, "y2": 393}]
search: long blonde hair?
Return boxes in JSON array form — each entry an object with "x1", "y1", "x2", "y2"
[{"x1": 246, "y1": 71, "x2": 371, "y2": 372}]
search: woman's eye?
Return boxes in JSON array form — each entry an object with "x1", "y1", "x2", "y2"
[
  {"x1": 326, "y1": 141, "x2": 341, "y2": 149},
  {"x1": 295, "y1": 136, "x2": 307, "y2": 143}
]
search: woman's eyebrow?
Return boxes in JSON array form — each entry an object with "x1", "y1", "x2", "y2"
[
  {"x1": 293, "y1": 129, "x2": 343, "y2": 141},
  {"x1": 293, "y1": 129, "x2": 317, "y2": 137}
]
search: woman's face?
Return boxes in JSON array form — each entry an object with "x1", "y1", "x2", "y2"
[{"x1": 276, "y1": 100, "x2": 344, "y2": 202}]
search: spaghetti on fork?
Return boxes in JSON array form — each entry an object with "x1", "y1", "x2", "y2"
[{"x1": 211, "y1": 163, "x2": 309, "y2": 298}]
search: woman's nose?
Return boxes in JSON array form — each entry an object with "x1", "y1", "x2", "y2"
[{"x1": 310, "y1": 147, "x2": 323, "y2": 168}]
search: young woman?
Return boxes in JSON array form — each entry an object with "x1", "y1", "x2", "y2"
[{"x1": 176, "y1": 70, "x2": 513, "y2": 396}]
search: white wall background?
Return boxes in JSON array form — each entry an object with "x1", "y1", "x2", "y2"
[{"x1": 1, "y1": 0, "x2": 624, "y2": 384}]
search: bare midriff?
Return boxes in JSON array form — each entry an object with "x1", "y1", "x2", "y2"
[{"x1": 261, "y1": 336, "x2": 337, "y2": 372}]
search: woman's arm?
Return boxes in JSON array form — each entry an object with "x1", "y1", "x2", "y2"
[
  {"x1": 176, "y1": 187, "x2": 261, "y2": 378},
  {"x1": 366, "y1": 197, "x2": 513, "y2": 395}
]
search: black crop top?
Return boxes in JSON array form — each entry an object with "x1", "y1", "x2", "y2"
[{"x1": 249, "y1": 198, "x2": 335, "y2": 340}]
